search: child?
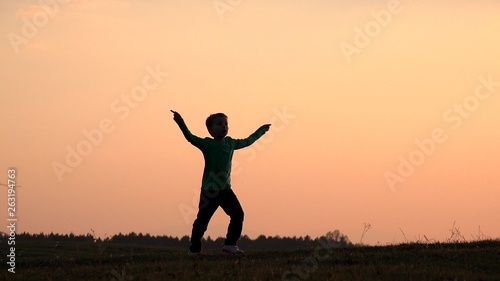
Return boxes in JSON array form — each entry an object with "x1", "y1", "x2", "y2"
[{"x1": 171, "y1": 110, "x2": 271, "y2": 254}]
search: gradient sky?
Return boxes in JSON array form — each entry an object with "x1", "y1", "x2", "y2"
[{"x1": 1, "y1": 0, "x2": 499, "y2": 245}]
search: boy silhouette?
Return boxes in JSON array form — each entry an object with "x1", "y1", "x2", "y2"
[{"x1": 171, "y1": 110, "x2": 271, "y2": 254}]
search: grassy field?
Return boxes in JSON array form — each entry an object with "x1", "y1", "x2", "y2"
[{"x1": 3, "y1": 239, "x2": 499, "y2": 280}]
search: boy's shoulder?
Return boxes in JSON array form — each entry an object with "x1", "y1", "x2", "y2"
[
  {"x1": 200, "y1": 136, "x2": 232, "y2": 144},
  {"x1": 206, "y1": 136, "x2": 237, "y2": 146}
]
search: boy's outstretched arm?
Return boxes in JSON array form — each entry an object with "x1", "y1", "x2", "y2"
[
  {"x1": 170, "y1": 110, "x2": 204, "y2": 147},
  {"x1": 170, "y1": 110, "x2": 183, "y2": 123},
  {"x1": 260, "y1": 124, "x2": 271, "y2": 133},
  {"x1": 234, "y1": 124, "x2": 272, "y2": 149}
]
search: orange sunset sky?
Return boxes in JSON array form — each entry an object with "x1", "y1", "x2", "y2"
[{"x1": 1, "y1": 0, "x2": 499, "y2": 245}]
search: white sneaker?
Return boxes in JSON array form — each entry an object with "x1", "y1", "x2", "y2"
[{"x1": 222, "y1": 245, "x2": 244, "y2": 254}]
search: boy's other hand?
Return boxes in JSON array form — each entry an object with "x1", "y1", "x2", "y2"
[
  {"x1": 170, "y1": 110, "x2": 183, "y2": 123},
  {"x1": 260, "y1": 124, "x2": 271, "y2": 133}
]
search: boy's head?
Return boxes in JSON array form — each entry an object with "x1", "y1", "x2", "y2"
[{"x1": 206, "y1": 113, "x2": 228, "y2": 139}]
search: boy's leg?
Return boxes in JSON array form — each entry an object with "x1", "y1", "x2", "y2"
[
  {"x1": 190, "y1": 190, "x2": 220, "y2": 252},
  {"x1": 220, "y1": 189, "x2": 244, "y2": 246}
]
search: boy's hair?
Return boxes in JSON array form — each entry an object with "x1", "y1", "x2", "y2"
[{"x1": 206, "y1": 113, "x2": 228, "y2": 130}]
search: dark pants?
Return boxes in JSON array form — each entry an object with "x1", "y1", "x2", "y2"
[{"x1": 189, "y1": 189, "x2": 244, "y2": 253}]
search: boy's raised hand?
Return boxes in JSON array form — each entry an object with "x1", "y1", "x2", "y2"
[
  {"x1": 170, "y1": 110, "x2": 183, "y2": 123},
  {"x1": 260, "y1": 124, "x2": 271, "y2": 133}
]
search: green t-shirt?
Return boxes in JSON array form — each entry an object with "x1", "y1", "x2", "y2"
[{"x1": 177, "y1": 120, "x2": 266, "y2": 190}]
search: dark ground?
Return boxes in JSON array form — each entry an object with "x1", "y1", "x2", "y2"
[{"x1": 2, "y1": 239, "x2": 499, "y2": 280}]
